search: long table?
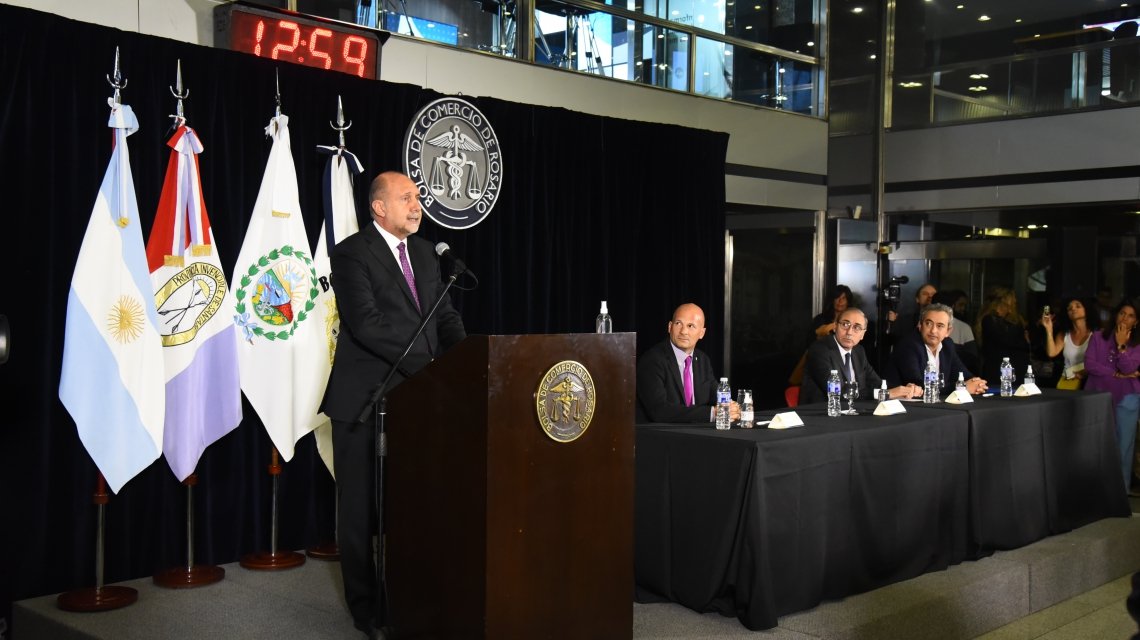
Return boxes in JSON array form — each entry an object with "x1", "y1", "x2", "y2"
[{"x1": 633, "y1": 390, "x2": 1129, "y2": 631}]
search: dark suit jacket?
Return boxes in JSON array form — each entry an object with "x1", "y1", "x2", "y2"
[
  {"x1": 886, "y1": 332, "x2": 974, "y2": 396},
  {"x1": 636, "y1": 339, "x2": 716, "y2": 423},
  {"x1": 321, "y1": 224, "x2": 466, "y2": 422},
  {"x1": 799, "y1": 336, "x2": 883, "y2": 405}
]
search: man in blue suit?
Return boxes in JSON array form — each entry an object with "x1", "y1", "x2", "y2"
[
  {"x1": 800, "y1": 307, "x2": 920, "y2": 404},
  {"x1": 887, "y1": 302, "x2": 988, "y2": 396}
]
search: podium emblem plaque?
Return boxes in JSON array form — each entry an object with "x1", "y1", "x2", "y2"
[{"x1": 535, "y1": 360, "x2": 596, "y2": 443}]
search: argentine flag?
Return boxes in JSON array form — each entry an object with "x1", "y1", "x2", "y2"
[
  {"x1": 311, "y1": 142, "x2": 363, "y2": 477},
  {"x1": 229, "y1": 113, "x2": 332, "y2": 461},
  {"x1": 60, "y1": 100, "x2": 165, "y2": 494},
  {"x1": 146, "y1": 125, "x2": 242, "y2": 481}
]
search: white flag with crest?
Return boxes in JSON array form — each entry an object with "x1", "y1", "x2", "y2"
[{"x1": 229, "y1": 114, "x2": 331, "y2": 460}]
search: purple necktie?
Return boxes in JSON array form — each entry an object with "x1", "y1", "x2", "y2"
[
  {"x1": 397, "y1": 242, "x2": 421, "y2": 311},
  {"x1": 683, "y1": 355, "x2": 694, "y2": 407}
]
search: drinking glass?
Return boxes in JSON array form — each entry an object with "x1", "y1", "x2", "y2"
[{"x1": 843, "y1": 379, "x2": 859, "y2": 415}]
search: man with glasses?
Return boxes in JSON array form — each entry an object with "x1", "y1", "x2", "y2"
[
  {"x1": 801, "y1": 308, "x2": 921, "y2": 404},
  {"x1": 887, "y1": 303, "x2": 988, "y2": 396}
]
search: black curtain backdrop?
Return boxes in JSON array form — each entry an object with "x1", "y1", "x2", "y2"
[{"x1": 0, "y1": 4, "x2": 727, "y2": 620}]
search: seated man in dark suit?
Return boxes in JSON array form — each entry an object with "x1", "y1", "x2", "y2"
[
  {"x1": 887, "y1": 302, "x2": 988, "y2": 396},
  {"x1": 801, "y1": 308, "x2": 921, "y2": 404},
  {"x1": 637, "y1": 303, "x2": 740, "y2": 423}
]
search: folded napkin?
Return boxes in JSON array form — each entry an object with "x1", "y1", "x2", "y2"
[
  {"x1": 1014, "y1": 383, "x2": 1042, "y2": 396},
  {"x1": 944, "y1": 389, "x2": 974, "y2": 404},
  {"x1": 873, "y1": 399, "x2": 906, "y2": 415},
  {"x1": 768, "y1": 411, "x2": 804, "y2": 429}
]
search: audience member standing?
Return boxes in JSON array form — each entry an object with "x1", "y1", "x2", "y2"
[
  {"x1": 975, "y1": 286, "x2": 1031, "y2": 384},
  {"x1": 1042, "y1": 297, "x2": 1095, "y2": 390},
  {"x1": 1084, "y1": 300, "x2": 1140, "y2": 491}
]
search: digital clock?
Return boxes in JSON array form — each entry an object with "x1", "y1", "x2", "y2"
[{"x1": 215, "y1": 3, "x2": 382, "y2": 79}]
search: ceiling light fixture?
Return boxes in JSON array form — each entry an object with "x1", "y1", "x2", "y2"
[
  {"x1": 969, "y1": 85, "x2": 987, "y2": 91},
  {"x1": 1015, "y1": 18, "x2": 1022, "y2": 23},
  {"x1": 852, "y1": 6, "x2": 864, "y2": 13},
  {"x1": 978, "y1": 14, "x2": 990, "y2": 21}
]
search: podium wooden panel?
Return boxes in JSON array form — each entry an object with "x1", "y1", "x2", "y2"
[{"x1": 385, "y1": 333, "x2": 635, "y2": 639}]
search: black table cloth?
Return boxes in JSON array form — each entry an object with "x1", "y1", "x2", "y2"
[
  {"x1": 634, "y1": 390, "x2": 1130, "y2": 631},
  {"x1": 907, "y1": 389, "x2": 1130, "y2": 550},
  {"x1": 635, "y1": 406, "x2": 968, "y2": 631}
]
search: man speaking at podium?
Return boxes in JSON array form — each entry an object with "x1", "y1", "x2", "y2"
[{"x1": 321, "y1": 170, "x2": 467, "y2": 637}]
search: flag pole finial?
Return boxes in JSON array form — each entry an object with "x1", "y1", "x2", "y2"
[
  {"x1": 169, "y1": 59, "x2": 189, "y2": 126},
  {"x1": 274, "y1": 69, "x2": 282, "y2": 118},
  {"x1": 331, "y1": 95, "x2": 352, "y2": 149},
  {"x1": 106, "y1": 46, "x2": 127, "y2": 106}
]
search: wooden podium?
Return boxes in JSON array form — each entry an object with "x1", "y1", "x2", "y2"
[{"x1": 385, "y1": 333, "x2": 635, "y2": 639}]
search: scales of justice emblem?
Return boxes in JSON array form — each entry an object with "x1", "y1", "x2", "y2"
[
  {"x1": 403, "y1": 97, "x2": 503, "y2": 230},
  {"x1": 535, "y1": 360, "x2": 597, "y2": 443}
]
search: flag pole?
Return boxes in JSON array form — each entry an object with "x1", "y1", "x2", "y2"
[
  {"x1": 57, "y1": 472, "x2": 138, "y2": 611},
  {"x1": 307, "y1": 95, "x2": 355, "y2": 563},
  {"x1": 153, "y1": 473, "x2": 225, "y2": 587},
  {"x1": 241, "y1": 447, "x2": 305, "y2": 569}
]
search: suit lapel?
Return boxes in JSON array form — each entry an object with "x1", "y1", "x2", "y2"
[
  {"x1": 666, "y1": 342, "x2": 686, "y2": 400},
  {"x1": 363, "y1": 225, "x2": 422, "y2": 315}
]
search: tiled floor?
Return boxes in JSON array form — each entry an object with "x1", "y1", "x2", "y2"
[{"x1": 977, "y1": 496, "x2": 1140, "y2": 640}]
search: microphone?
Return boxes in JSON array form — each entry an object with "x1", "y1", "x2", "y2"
[{"x1": 435, "y1": 242, "x2": 473, "y2": 278}]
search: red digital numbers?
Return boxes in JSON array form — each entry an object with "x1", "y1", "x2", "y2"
[
  {"x1": 228, "y1": 9, "x2": 377, "y2": 79},
  {"x1": 343, "y1": 36, "x2": 369, "y2": 77},
  {"x1": 271, "y1": 20, "x2": 301, "y2": 60}
]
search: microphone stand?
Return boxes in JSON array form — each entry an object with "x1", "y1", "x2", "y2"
[{"x1": 358, "y1": 270, "x2": 459, "y2": 629}]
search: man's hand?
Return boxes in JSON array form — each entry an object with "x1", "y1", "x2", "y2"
[
  {"x1": 889, "y1": 383, "x2": 921, "y2": 399},
  {"x1": 729, "y1": 401, "x2": 742, "y2": 422},
  {"x1": 967, "y1": 377, "x2": 988, "y2": 394}
]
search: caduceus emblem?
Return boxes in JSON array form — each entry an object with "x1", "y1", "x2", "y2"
[
  {"x1": 426, "y1": 125, "x2": 485, "y2": 200},
  {"x1": 535, "y1": 361, "x2": 596, "y2": 443}
]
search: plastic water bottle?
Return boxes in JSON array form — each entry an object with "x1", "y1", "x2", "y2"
[
  {"x1": 715, "y1": 378, "x2": 732, "y2": 429},
  {"x1": 1024, "y1": 364, "x2": 1035, "y2": 388},
  {"x1": 878, "y1": 379, "x2": 888, "y2": 401},
  {"x1": 955, "y1": 371, "x2": 966, "y2": 393},
  {"x1": 923, "y1": 361, "x2": 939, "y2": 404},
  {"x1": 1000, "y1": 357, "x2": 1014, "y2": 397},
  {"x1": 827, "y1": 370, "x2": 842, "y2": 417},
  {"x1": 740, "y1": 390, "x2": 754, "y2": 428},
  {"x1": 595, "y1": 301, "x2": 612, "y2": 333}
]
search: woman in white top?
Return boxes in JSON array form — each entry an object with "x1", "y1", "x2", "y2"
[{"x1": 1042, "y1": 297, "x2": 1096, "y2": 389}]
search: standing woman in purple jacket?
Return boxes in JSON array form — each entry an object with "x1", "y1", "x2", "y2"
[{"x1": 1084, "y1": 299, "x2": 1140, "y2": 490}]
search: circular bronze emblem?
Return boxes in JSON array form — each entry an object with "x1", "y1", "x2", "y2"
[{"x1": 535, "y1": 360, "x2": 596, "y2": 443}]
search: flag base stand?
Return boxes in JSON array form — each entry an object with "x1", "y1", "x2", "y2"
[
  {"x1": 58, "y1": 473, "x2": 136, "y2": 612},
  {"x1": 155, "y1": 474, "x2": 226, "y2": 587},
  {"x1": 239, "y1": 550, "x2": 305, "y2": 570},
  {"x1": 57, "y1": 586, "x2": 137, "y2": 612},
  {"x1": 306, "y1": 542, "x2": 340, "y2": 560},
  {"x1": 241, "y1": 448, "x2": 305, "y2": 571},
  {"x1": 153, "y1": 564, "x2": 225, "y2": 588}
]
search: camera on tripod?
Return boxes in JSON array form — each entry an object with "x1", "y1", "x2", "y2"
[{"x1": 882, "y1": 276, "x2": 909, "y2": 312}]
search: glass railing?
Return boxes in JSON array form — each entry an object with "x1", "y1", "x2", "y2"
[
  {"x1": 244, "y1": 0, "x2": 823, "y2": 116},
  {"x1": 889, "y1": 38, "x2": 1140, "y2": 129}
]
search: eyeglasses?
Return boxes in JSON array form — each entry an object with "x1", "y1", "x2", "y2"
[{"x1": 837, "y1": 320, "x2": 866, "y2": 333}]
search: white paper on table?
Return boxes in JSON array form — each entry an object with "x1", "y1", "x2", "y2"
[
  {"x1": 945, "y1": 389, "x2": 974, "y2": 404},
  {"x1": 768, "y1": 411, "x2": 804, "y2": 429},
  {"x1": 873, "y1": 399, "x2": 906, "y2": 415},
  {"x1": 1014, "y1": 383, "x2": 1042, "y2": 396}
]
